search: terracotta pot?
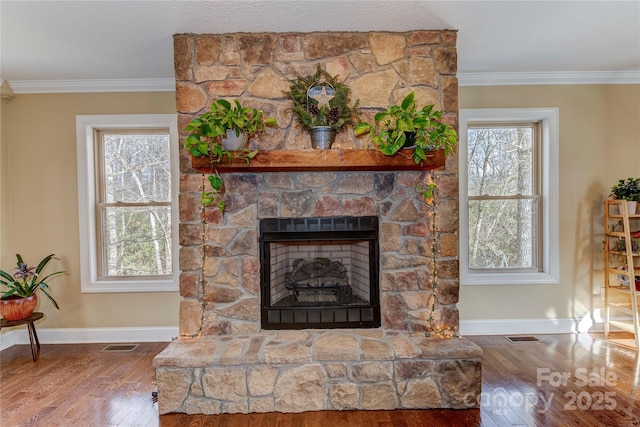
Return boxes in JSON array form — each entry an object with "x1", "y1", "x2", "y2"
[{"x1": 0, "y1": 294, "x2": 37, "y2": 321}]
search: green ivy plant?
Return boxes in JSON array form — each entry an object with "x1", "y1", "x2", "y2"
[
  {"x1": 354, "y1": 91, "x2": 457, "y2": 199},
  {"x1": 355, "y1": 91, "x2": 457, "y2": 160},
  {"x1": 184, "y1": 99, "x2": 277, "y2": 211}
]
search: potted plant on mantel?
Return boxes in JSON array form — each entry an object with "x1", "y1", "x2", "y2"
[
  {"x1": 610, "y1": 177, "x2": 640, "y2": 214},
  {"x1": 184, "y1": 99, "x2": 277, "y2": 211},
  {"x1": 355, "y1": 91, "x2": 457, "y2": 159},
  {"x1": 354, "y1": 91, "x2": 458, "y2": 198},
  {"x1": 0, "y1": 254, "x2": 65, "y2": 321},
  {"x1": 285, "y1": 65, "x2": 359, "y2": 149}
]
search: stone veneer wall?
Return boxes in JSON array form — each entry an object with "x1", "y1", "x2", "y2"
[{"x1": 175, "y1": 31, "x2": 459, "y2": 337}]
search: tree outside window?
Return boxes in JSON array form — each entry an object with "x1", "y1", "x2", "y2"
[
  {"x1": 467, "y1": 124, "x2": 539, "y2": 271},
  {"x1": 99, "y1": 131, "x2": 172, "y2": 278}
]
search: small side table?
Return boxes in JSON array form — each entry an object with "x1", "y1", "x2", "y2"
[{"x1": 1, "y1": 312, "x2": 44, "y2": 361}]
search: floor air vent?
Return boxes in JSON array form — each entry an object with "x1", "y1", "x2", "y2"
[
  {"x1": 102, "y1": 344, "x2": 139, "y2": 352},
  {"x1": 505, "y1": 336, "x2": 540, "y2": 343}
]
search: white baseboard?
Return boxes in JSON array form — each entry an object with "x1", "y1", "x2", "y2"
[
  {"x1": 1, "y1": 317, "x2": 626, "y2": 351},
  {"x1": 459, "y1": 317, "x2": 618, "y2": 336},
  {"x1": 0, "y1": 326, "x2": 179, "y2": 351}
]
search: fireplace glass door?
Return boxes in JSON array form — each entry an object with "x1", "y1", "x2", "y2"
[{"x1": 260, "y1": 216, "x2": 381, "y2": 329}]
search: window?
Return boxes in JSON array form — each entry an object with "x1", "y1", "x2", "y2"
[
  {"x1": 459, "y1": 109, "x2": 559, "y2": 285},
  {"x1": 77, "y1": 115, "x2": 179, "y2": 292}
]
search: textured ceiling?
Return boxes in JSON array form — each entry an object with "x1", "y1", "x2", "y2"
[{"x1": 1, "y1": 0, "x2": 639, "y2": 89}]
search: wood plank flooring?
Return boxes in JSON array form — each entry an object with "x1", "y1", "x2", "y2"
[{"x1": 1, "y1": 333, "x2": 638, "y2": 426}]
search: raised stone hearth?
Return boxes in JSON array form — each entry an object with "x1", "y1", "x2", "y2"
[{"x1": 154, "y1": 330, "x2": 481, "y2": 414}]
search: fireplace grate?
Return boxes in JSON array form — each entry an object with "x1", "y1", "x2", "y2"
[
  {"x1": 266, "y1": 306, "x2": 375, "y2": 328},
  {"x1": 261, "y1": 216, "x2": 376, "y2": 234},
  {"x1": 260, "y1": 216, "x2": 378, "y2": 242}
]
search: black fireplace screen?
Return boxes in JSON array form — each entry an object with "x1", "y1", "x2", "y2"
[{"x1": 259, "y1": 216, "x2": 381, "y2": 329}]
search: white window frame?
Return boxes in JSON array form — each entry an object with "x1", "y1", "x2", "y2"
[
  {"x1": 459, "y1": 108, "x2": 560, "y2": 285},
  {"x1": 76, "y1": 114, "x2": 179, "y2": 292}
]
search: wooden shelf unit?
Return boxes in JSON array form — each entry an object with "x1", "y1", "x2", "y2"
[
  {"x1": 603, "y1": 199, "x2": 640, "y2": 350},
  {"x1": 190, "y1": 148, "x2": 445, "y2": 173}
]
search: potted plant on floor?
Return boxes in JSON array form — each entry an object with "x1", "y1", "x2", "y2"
[
  {"x1": 285, "y1": 65, "x2": 359, "y2": 149},
  {"x1": 610, "y1": 177, "x2": 640, "y2": 214},
  {"x1": 184, "y1": 99, "x2": 277, "y2": 211},
  {"x1": 0, "y1": 254, "x2": 65, "y2": 321}
]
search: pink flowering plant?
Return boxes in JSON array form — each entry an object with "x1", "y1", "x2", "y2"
[{"x1": 0, "y1": 254, "x2": 65, "y2": 309}]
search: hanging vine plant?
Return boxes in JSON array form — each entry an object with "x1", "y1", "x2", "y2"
[{"x1": 184, "y1": 98, "x2": 277, "y2": 211}]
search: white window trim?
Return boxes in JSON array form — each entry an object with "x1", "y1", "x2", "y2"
[
  {"x1": 76, "y1": 114, "x2": 179, "y2": 292},
  {"x1": 459, "y1": 108, "x2": 560, "y2": 285}
]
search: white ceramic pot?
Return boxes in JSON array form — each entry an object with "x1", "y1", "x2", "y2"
[
  {"x1": 626, "y1": 201, "x2": 637, "y2": 215},
  {"x1": 221, "y1": 129, "x2": 247, "y2": 150}
]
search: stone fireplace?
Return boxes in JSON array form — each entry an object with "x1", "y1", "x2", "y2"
[{"x1": 154, "y1": 30, "x2": 482, "y2": 415}]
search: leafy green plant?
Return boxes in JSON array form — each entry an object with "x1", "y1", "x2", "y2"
[
  {"x1": 354, "y1": 91, "x2": 457, "y2": 199},
  {"x1": 354, "y1": 91, "x2": 457, "y2": 163},
  {"x1": 184, "y1": 99, "x2": 277, "y2": 211},
  {"x1": 616, "y1": 238, "x2": 640, "y2": 253},
  {"x1": 184, "y1": 99, "x2": 276, "y2": 152},
  {"x1": 1, "y1": 254, "x2": 65, "y2": 309},
  {"x1": 414, "y1": 179, "x2": 437, "y2": 201},
  {"x1": 611, "y1": 177, "x2": 640, "y2": 202},
  {"x1": 285, "y1": 65, "x2": 359, "y2": 131}
]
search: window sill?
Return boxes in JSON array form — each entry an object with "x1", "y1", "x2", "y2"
[
  {"x1": 461, "y1": 271, "x2": 559, "y2": 286},
  {"x1": 81, "y1": 278, "x2": 178, "y2": 293}
]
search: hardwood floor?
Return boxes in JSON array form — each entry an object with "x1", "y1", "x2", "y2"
[{"x1": 1, "y1": 334, "x2": 638, "y2": 426}]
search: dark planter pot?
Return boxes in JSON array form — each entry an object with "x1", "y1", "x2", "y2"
[
  {"x1": 0, "y1": 294, "x2": 37, "y2": 321},
  {"x1": 403, "y1": 131, "x2": 416, "y2": 148}
]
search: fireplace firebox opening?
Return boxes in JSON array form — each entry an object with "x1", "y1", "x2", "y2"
[{"x1": 259, "y1": 216, "x2": 381, "y2": 329}]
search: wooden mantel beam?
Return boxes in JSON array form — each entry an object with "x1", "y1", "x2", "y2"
[{"x1": 190, "y1": 149, "x2": 445, "y2": 173}]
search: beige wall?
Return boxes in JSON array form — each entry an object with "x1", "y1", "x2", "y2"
[
  {"x1": 1, "y1": 92, "x2": 180, "y2": 330},
  {"x1": 1, "y1": 98, "x2": 9, "y2": 268},
  {"x1": 1, "y1": 84, "x2": 638, "y2": 332},
  {"x1": 458, "y1": 84, "x2": 640, "y2": 322}
]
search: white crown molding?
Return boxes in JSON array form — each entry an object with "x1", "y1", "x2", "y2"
[
  {"x1": 8, "y1": 78, "x2": 176, "y2": 94},
  {"x1": 458, "y1": 71, "x2": 640, "y2": 86},
  {"x1": 4, "y1": 71, "x2": 639, "y2": 94},
  {"x1": 0, "y1": 326, "x2": 179, "y2": 351}
]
